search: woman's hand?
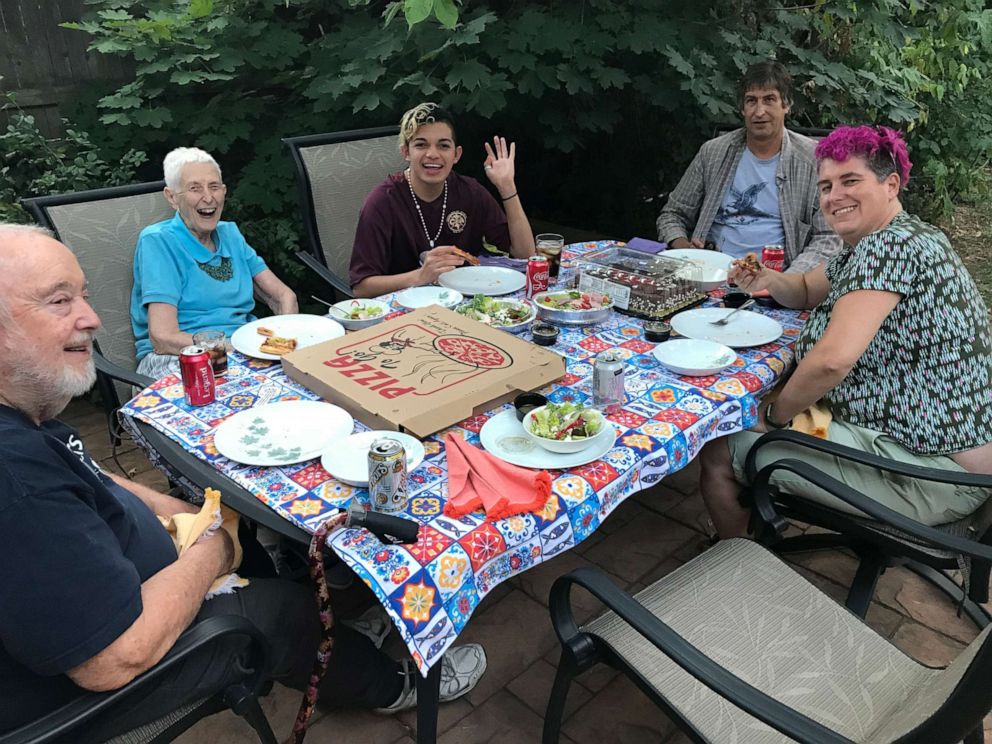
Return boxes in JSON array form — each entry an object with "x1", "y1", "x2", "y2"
[
  {"x1": 418, "y1": 245, "x2": 466, "y2": 284},
  {"x1": 483, "y1": 136, "x2": 517, "y2": 198},
  {"x1": 750, "y1": 400, "x2": 771, "y2": 433},
  {"x1": 728, "y1": 261, "x2": 776, "y2": 293}
]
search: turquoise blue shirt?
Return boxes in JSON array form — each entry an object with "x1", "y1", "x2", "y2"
[
  {"x1": 708, "y1": 149, "x2": 785, "y2": 259},
  {"x1": 130, "y1": 213, "x2": 268, "y2": 360}
]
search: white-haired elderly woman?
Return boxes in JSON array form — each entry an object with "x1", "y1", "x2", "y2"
[{"x1": 130, "y1": 147, "x2": 298, "y2": 377}]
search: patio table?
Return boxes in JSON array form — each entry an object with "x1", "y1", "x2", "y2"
[{"x1": 119, "y1": 240, "x2": 805, "y2": 733}]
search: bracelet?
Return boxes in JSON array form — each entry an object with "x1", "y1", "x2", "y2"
[
  {"x1": 501, "y1": 191, "x2": 518, "y2": 202},
  {"x1": 764, "y1": 402, "x2": 792, "y2": 430}
]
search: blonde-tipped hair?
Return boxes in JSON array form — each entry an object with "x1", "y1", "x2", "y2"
[{"x1": 398, "y1": 102, "x2": 456, "y2": 150}]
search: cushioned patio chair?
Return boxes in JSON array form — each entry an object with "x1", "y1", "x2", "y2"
[
  {"x1": 545, "y1": 504, "x2": 992, "y2": 743},
  {"x1": 743, "y1": 430, "x2": 992, "y2": 627},
  {"x1": 0, "y1": 615, "x2": 277, "y2": 744},
  {"x1": 21, "y1": 184, "x2": 310, "y2": 545},
  {"x1": 283, "y1": 126, "x2": 401, "y2": 300},
  {"x1": 22, "y1": 182, "x2": 173, "y2": 427}
]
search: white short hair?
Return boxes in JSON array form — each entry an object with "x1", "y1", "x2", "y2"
[
  {"x1": 163, "y1": 147, "x2": 222, "y2": 191},
  {"x1": 0, "y1": 223, "x2": 55, "y2": 323}
]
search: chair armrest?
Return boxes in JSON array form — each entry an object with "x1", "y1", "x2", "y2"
[
  {"x1": 549, "y1": 567, "x2": 855, "y2": 744},
  {"x1": 95, "y1": 351, "x2": 153, "y2": 390},
  {"x1": 295, "y1": 250, "x2": 354, "y2": 300},
  {"x1": 744, "y1": 430, "x2": 992, "y2": 489},
  {"x1": 0, "y1": 615, "x2": 270, "y2": 744},
  {"x1": 750, "y1": 458, "x2": 992, "y2": 562}
]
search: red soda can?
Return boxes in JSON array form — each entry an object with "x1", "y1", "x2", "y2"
[
  {"x1": 761, "y1": 245, "x2": 786, "y2": 272},
  {"x1": 179, "y1": 345, "x2": 215, "y2": 406},
  {"x1": 526, "y1": 255, "x2": 549, "y2": 298}
]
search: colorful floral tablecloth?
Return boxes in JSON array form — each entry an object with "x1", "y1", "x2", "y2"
[{"x1": 120, "y1": 241, "x2": 806, "y2": 674}]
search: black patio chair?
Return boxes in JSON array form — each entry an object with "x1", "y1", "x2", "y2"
[
  {"x1": 283, "y1": 126, "x2": 401, "y2": 301},
  {"x1": 22, "y1": 181, "x2": 173, "y2": 435},
  {"x1": 0, "y1": 615, "x2": 277, "y2": 744},
  {"x1": 22, "y1": 184, "x2": 310, "y2": 545},
  {"x1": 743, "y1": 429, "x2": 992, "y2": 627},
  {"x1": 544, "y1": 459, "x2": 992, "y2": 744}
]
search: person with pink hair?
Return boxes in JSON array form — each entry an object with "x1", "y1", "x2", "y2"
[{"x1": 699, "y1": 124, "x2": 992, "y2": 538}]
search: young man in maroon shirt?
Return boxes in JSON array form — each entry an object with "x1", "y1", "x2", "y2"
[{"x1": 349, "y1": 102, "x2": 536, "y2": 298}]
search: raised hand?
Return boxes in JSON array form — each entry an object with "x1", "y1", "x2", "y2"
[{"x1": 483, "y1": 136, "x2": 517, "y2": 198}]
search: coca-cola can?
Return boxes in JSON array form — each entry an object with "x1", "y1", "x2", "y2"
[
  {"x1": 592, "y1": 350, "x2": 625, "y2": 415},
  {"x1": 368, "y1": 438, "x2": 408, "y2": 514},
  {"x1": 179, "y1": 345, "x2": 215, "y2": 406},
  {"x1": 761, "y1": 245, "x2": 786, "y2": 272},
  {"x1": 526, "y1": 255, "x2": 549, "y2": 298}
]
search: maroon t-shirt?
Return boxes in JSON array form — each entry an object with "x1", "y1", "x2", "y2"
[{"x1": 349, "y1": 171, "x2": 512, "y2": 288}]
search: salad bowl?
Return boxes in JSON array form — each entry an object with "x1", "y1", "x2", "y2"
[
  {"x1": 329, "y1": 299, "x2": 390, "y2": 331},
  {"x1": 533, "y1": 290, "x2": 614, "y2": 326},
  {"x1": 455, "y1": 296, "x2": 536, "y2": 333},
  {"x1": 523, "y1": 403, "x2": 608, "y2": 454}
]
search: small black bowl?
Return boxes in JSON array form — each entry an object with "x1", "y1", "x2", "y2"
[
  {"x1": 723, "y1": 291, "x2": 751, "y2": 309},
  {"x1": 644, "y1": 320, "x2": 671, "y2": 343},
  {"x1": 514, "y1": 392, "x2": 548, "y2": 421},
  {"x1": 531, "y1": 323, "x2": 559, "y2": 346}
]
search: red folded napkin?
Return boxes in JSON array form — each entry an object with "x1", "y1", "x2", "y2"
[{"x1": 443, "y1": 433, "x2": 552, "y2": 521}]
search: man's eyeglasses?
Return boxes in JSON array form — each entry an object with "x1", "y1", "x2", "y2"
[{"x1": 178, "y1": 183, "x2": 226, "y2": 196}]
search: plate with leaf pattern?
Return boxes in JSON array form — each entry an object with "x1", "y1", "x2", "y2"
[{"x1": 214, "y1": 400, "x2": 354, "y2": 466}]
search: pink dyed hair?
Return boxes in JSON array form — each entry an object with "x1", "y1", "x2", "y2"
[{"x1": 814, "y1": 125, "x2": 912, "y2": 190}]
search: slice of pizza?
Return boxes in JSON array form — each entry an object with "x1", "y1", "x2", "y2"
[
  {"x1": 732, "y1": 252, "x2": 762, "y2": 275},
  {"x1": 259, "y1": 335, "x2": 298, "y2": 356},
  {"x1": 452, "y1": 247, "x2": 480, "y2": 266}
]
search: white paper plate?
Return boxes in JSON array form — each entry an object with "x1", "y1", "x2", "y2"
[
  {"x1": 438, "y1": 266, "x2": 526, "y2": 296},
  {"x1": 394, "y1": 286, "x2": 464, "y2": 309},
  {"x1": 664, "y1": 249, "x2": 733, "y2": 291},
  {"x1": 230, "y1": 315, "x2": 345, "y2": 360},
  {"x1": 670, "y1": 308, "x2": 784, "y2": 348},
  {"x1": 320, "y1": 431, "x2": 426, "y2": 487},
  {"x1": 652, "y1": 338, "x2": 738, "y2": 376},
  {"x1": 479, "y1": 410, "x2": 616, "y2": 469},
  {"x1": 214, "y1": 400, "x2": 354, "y2": 466}
]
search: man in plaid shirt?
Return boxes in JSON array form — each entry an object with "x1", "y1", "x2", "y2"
[{"x1": 657, "y1": 61, "x2": 841, "y2": 273}]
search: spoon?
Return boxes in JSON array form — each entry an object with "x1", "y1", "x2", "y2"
[{"x1": 312, "y1": 295, "x2": 348, "y2": 317}]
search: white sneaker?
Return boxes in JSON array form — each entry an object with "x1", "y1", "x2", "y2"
[
  {"x1": 375, "y1": 644, "x2": 487, "y2": 713},
  {"x1": 342, "y1": 604, "x2": 392, "y2": 649}
]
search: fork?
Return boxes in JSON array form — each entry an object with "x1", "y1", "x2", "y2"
[{"x1": 710, "y1": 299, "x2": 754, "y2": 326}]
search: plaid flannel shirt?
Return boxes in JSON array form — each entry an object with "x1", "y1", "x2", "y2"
[{"x1": 656, "y1": 128, "x2": 842, "y2": 273}]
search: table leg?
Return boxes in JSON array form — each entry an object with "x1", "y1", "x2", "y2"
[{"x1": 416, "y1": 658, "x2": 442, "y2": 744}]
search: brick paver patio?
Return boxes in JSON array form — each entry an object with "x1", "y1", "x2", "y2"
[{"x1": 62, "y1": 396, "x2": 991, "y2": 743}]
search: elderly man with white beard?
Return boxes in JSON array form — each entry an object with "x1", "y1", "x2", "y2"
[{"x1": 0, "y1": 225, "x2": 486, "y2": 741}]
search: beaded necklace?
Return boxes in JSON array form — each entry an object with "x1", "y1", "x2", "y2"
[{"x1": 405, "y1": 169, "x2": 448, "y2": 249}]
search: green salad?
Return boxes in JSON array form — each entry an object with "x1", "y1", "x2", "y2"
[
  {"x1": 456, "y1": 296, "x2": 533, "y2": 327},
  {"x1": 527, "y1": 403, "x2": 604, "y2": 441}
]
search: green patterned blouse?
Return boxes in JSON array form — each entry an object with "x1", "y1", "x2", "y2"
[{"x1": 794, "y1": 211, "x2": 992, "y2": 455}]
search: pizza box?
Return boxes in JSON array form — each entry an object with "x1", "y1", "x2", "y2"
[{"x1": 282, "y1": 306, "x2": 566, "y2": 439}]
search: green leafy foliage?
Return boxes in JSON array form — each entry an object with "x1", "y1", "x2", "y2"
[
  {"x1": 0, "y1": 96, "x2": 146, "y2": 222},
  {"x1": 23, "y1": 0, "x2": 992, "y2": 256}
]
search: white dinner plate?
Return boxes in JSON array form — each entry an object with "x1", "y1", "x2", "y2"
[
  {"x1": 214, "y1": 400, "x2": 354, "y2": 466},
  {"x1": 663, "y1": 248, "x2": 733, "y2": 291},
  {"x1": 230, "y1": 315, "x2": 345, "y2": 360},
  {"x1": 438, "y1": 266, "x2": 526, "y2": 296},
  {"x1": 320, "y1": 431, "x2": 426, "y2": 487},
  {"x1": 670, "y1": 308, "x2": 784, "y2": 348},
  {"x1": 652, "y1": 338, "x2": 738, "y2": 376},
  {"x1": 480, "y1": 410, "x2": 616, "y2": 469},
  {"x1": 394, "y1": 286, "x2": 464, "y2": 309}
]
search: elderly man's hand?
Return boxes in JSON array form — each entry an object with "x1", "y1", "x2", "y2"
[{"x1": 483, "y1": 136, "x2": 517, "y2": 198}]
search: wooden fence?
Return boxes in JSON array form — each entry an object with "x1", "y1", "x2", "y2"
[{"x1": 0, "y1": 0, "x2": 131, "y2": 135}]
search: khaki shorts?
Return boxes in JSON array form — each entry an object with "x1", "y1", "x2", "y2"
[{"x1": 728, "y1": 420, "x2": 991, "y2": 527}]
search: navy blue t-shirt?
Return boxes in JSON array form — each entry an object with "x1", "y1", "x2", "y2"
[{"x1": 0, "y1": 406, "x2": 178, "y2": 733}]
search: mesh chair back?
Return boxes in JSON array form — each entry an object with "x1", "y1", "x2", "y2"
[
  {"x1": 285, "y1": 127, "x2": 401, "y2": 293},
  {"x1": 22, "y1": 182, "x2": 173, "y2": 402}
]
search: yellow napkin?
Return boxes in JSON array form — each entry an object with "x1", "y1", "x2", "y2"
[
  {"x1": 158, "y1": 488, "x2": 249, "y2": 598},
  {"x1": 791, "y1": 400, "x2": 832, "y2": 439}
]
